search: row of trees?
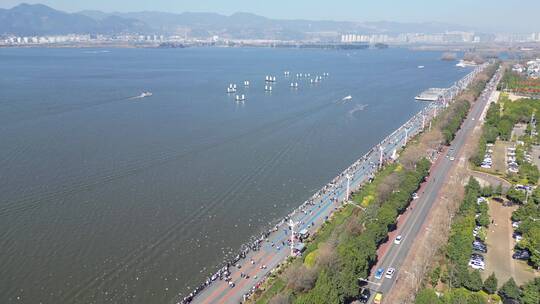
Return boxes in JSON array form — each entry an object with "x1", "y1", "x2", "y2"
[
  {"x1": 498, "y1": 69, "x2": 540, "y2": 94},
  {"x1": 416, "y1": 277, "x2": 539, "y2": 304},
  {"x1": 511, "y1": 194, "x2": 540, "y2": 268},
  {"x1": 290, "y1": 159, "x2": 431, "y2": 304},
  {"x1": 445, "y1": 178, "x2": 485, "y2": 288},
  {"x1": 440, "y1": 99, "x2": 470, "y2": 144}
]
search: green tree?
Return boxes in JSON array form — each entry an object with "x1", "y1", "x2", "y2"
[
  {"x1": 430, "y1": 266, "x2": 441, "y2": 286},
  {"x1": 483, "y1": 272, "x2": 498, "y2": 294},
  {"x1": 415, "y1": 288, "x2": 440, "y2": 304},
  {"x1": 294, "y1": 270, "x2": 340, "y2": 304},
  {"x1": 532, "y1": 187, "x2": 540, "y2": 204},
  {"x1": 499, "y1": 278, "x2": 521, "y2": 300},
  {"x1": 445, "y1": 288, "x2": 471, "y2": 304},
  {"x1": 507, "y1": 188, "x2": 526, "y2": 204},
  {"x1": 521, "y1": 278, "x2": 540, "y2": 304},
  {"x1": 467, "y1": 293, "x2": 487, "y2": 304},
  {"x1": 481, "y1": 185, "x2": 493, "y2": 197},
  {"x1": 465, "y1": 270, "x2": 483, "y2": 292},
  {"x1": 494, "y1": 183, "x2": 503, "y2": 196}
]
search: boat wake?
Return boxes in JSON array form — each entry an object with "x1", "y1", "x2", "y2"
[
  {"x1": 129, "y1": 92, "x2": 153, "y2": 100},
  {"x1": 348, "y1": 103, "x2": 368, "y2": 117}
]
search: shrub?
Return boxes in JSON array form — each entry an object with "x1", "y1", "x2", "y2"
[
  {"x1": 499, "y1": 278, "x2": 520, "y2": 300},
  {"x1": 483, "y1": 272, "x2": 498, "y2": 294}
]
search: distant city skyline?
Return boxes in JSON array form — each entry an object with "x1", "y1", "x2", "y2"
[{"x1": 1, "y1": 0, "x2": 539, "y2": 33}]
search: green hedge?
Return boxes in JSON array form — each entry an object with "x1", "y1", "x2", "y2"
[{"x1": 293, "y1": 158, "x2": 431, "y2": 303}]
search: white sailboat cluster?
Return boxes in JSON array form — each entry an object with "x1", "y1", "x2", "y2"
[
  {"x1": 226, "y1": 83, "x2": 237, "y2": 93},
  {"x1": 235, "y1": 94, "x2": 246, "y2": 103},
  {"x1": 224, "y1": 70, "x2": 331, "y2": 103},
  {"x1": 265, "y1": 75, "x2": 276, "y2": 82}
]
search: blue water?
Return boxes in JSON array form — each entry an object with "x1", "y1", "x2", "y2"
[{"x1": 0, "y1": 47, "x2": 469, "y2": 303}]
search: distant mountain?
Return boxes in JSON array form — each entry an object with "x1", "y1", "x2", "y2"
[
  {"x1": 362, "y1": 21, "x2": 474, "y2": 35},
  {"x1": 0, "y1": 3, "x2": 150, "y2": 36},
  {"x1": 1, "y1": 3, "x2": 476, "y2": 39},
  {"x1": 80, "y1": 10, "x2": 477, "y2": 40}
]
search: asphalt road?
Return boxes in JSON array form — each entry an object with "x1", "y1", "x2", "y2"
[{"x1": 367, "y1": 66, "x2": 503, "y2": 302}]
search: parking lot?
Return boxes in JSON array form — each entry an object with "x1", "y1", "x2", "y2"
[
  {"x1": 483, "y1": 199, "x2": 538, "y2": 286},
  {"x1": 479, "y1": 141, "x2": 507, "y2": 173}
]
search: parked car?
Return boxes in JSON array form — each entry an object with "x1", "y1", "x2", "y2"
[
  {"x1": 373, "y1": 292, "x2": 383, "y2": 304},
  {"x1": 469, "y1": 260, "x2": 485, "y2": 270},
  {"x1": 358, "y1": 288, "x2": 371, "y2": 303},
  {"x1": 471, "y1": 253, "x2": 484, "y2": 259},
  {"x1": 512, "y1": 250, "x2": 530, "y2": 260},
  {"x1": 473, "y1": 244, "x2": 487, "y2": 253},
  {"x1": 374, "y1": 268, "x2": 384, "y2": 280}
]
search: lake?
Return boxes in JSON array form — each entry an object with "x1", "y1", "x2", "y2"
[{"x1": 0, "y1": 47, "x2": 469, "y2": 303}]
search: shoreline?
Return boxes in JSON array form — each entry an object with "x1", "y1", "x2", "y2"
[{"x1": 182, "y1": 64, "x2": 488, "y2": 304}]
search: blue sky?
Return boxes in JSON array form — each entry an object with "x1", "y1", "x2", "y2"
[{"x1": 2, "y1": 0, "x2": 539, "y2": 32}]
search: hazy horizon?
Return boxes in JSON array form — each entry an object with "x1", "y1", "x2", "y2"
[{"x1": 1, "y1": 0, "x2": 539, "y2": 33}]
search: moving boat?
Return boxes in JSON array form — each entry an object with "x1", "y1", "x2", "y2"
[
  {"x1": 342, "y1": 95, "x2": 352, "y2": 101},
  {"x1": 235, "y1": 94, "x2": 246, "y2": 102},
  {"x1": 140, "y1": 91, "x2": 153, "y2": 98},
  {"x1": 417, "y1": 65, "x2": 425, "y2": 69}
]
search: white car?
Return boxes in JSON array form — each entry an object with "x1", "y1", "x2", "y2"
[
  {"x1": 385, "y1": 267, "x2": 396, "y2": 279},
  {"x1": 469, "y1": 260, "x2": 485, "y2": 270},
  {"x1": 449, "y1": 156, "x2": 455, "y2": 161},
  {"x1": 394, "y1": 235, "x2": 403, "y2": 245},
  {"x1": 412, "y1": 193, "x2": 419, "y2": 200}
]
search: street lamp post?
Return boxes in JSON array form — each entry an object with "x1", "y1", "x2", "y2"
[
  {"x1": 345, "y1": 174, "x2": 352, "y2": 202},
  {"x1": 288, "y1": 219, "x2": 298, "y2": 257},
  {"x1": 379, "y1": 146, "x2": 384, "y2": 169},
  {"x1": 404, "y1": 128, "x2": 409, "y2": 146}
]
